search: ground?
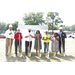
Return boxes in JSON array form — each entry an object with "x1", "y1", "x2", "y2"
[{"x1": 0, "y1": 38, "x2": 75, "y2": 62}]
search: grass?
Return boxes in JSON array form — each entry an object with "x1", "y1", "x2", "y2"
[{"x1": 0, "y1": 38, "x2": 75, "y2": 62}]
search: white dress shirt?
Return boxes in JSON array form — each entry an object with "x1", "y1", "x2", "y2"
[
  {"x1": 58, "y1": 32, "x2": 62, "y2": 36},
  {"x1": 5, "y1": 29, "x2": 14, "y2": 39},
  {"x1": 25, "y1": 32, "x2": 34, "y2": 41}
]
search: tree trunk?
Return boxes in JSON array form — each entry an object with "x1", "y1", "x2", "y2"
[
  {"x1": 52, "y1": 19, "x2": 54, "y2": 35},
  {"x1": 52, "y1": 24, "x2": 53, "y2": 34}
]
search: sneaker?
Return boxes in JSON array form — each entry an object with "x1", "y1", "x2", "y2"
[{"x1": 5, "y1": 54, "x2": 8, "y2": 57}]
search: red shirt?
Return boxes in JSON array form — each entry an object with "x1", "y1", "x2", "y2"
[{"x1": 14, "y1": 32, "x2": 23, "y2": 41}]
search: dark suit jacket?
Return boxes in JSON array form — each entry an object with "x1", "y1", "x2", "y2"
[{"x1": 58, "y1": 31, "x2": 67, "y2": 41}]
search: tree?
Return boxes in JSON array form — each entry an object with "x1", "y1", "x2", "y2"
[
  {"x1": 46, "y1": 12, "x2": 63, "y2": 34},
  {"x1": 23, "y1": 12, "x2": 45, "y2": 25},
  {"x1": 0, "y1": 22, "x2": 6, "y2": 34},
  {"x1": 6, "y1": 21, "x2": 18, "y2": 31},
  {"x1": 63, "y1": 26, "x2": 71, "y2": 31},
  {"x1": 70, "y1": 24, "x2": 75, "y2": 31},
  {"x1": 48, "y1": 25, "x2": 59, "y2": 30},
  {"x1": 12, "y1": 21, "x2": 18, "y2": 31}
]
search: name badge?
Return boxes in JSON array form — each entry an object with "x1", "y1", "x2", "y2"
[{"x1": 63, "y1": 34, "x2": 64, "y2": 36}]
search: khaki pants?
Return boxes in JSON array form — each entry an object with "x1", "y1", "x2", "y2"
[{"x1": 6, "y1": 38, "x2": 13, "y2": 54}]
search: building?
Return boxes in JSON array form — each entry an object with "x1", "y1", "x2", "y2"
[{"x1": 18, "y1": 25, "x2": 48, "y2": 37}]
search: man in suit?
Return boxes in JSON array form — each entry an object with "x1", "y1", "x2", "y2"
[{"x1": 58, "y1": 27, "x2": 67, "y2": 55}]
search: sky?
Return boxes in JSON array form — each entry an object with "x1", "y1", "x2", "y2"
[{"x1": 0, "y1": 12, "x2": 75, "y2": 26}]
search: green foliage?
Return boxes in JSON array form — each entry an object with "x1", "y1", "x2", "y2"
[
  {"x1": 0, "y1": 22, "x2": 6, "y2": 34},
  {"x1": 47, "y1": 12, "x2": 63, "y2": 25},
  {"x1": 62, "y1": 24, "x2": 75, "y2": 31},
  {"x1": 0, "y1": 21, "x2": 18, "y2": 34},
  {"x1": 6, "y1": 21, "x2": 18, "y2": 31},
  {"x1": 46, "y1": 12, "x2": 63, "y2": 34},
  {"x1": 23, "y1": 12, "x2": 45, "y2": 25},
  {"x1": 12, "y1": 21, "x2": 18, "y2": 31},
  {"x1": 70, "y1": 24, "x2": 75, "y2": 31},
  {"x1": 63, "y1": 26, "x2": 71, "y2": 31},
  {"x1": 48, "y1": 25, "x2": 59, "y2": 30}
]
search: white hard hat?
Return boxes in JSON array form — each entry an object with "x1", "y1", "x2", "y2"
[
  {"x1": 59, "y1": 27, "x2": 62, "y2": 29},
  {"x1": 17, "y1": 27, "x2": 20, "y2": 30},
  {"x1": 9, "y1": 24, "x2": 12, "y2": 27}
]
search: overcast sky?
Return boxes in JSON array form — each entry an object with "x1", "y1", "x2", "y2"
[{"x1": 0, "y1": 12, "x2": 75, "y2": 26}]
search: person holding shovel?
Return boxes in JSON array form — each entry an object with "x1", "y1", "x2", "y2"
[
  {"x1": 42, "y1": 31, "x2": 51, "y2": 56},
  {"x1": 5, "y1": 24, "x2": 14, "y2": 56},
  {"x1": 14, "y1": 27, "x2": 23, "y2": 56},
  {"x1": 58, "y1": 27, "x2": 66, "y2": 56},
  {"x1": 51, "y1": 32, "x2": 59, "y2": 56},
  {"x1": 34, "y1": 30, "x2": 42, "y2": 56},
  {"x1": 25, "y1": 28, "x2": 34, "y2": 57}
]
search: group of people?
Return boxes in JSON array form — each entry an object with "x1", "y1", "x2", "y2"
[{"x1": 5, "y1": 24, "x2": 66, "y2": 57}]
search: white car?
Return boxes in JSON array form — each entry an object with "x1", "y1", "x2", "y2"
[{"x1": 68, "y1": 33, "x2": 75, "y2": 38}]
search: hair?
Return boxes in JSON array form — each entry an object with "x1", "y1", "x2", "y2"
[
  {"x1": 36, "y1": 30, "x2": 40, "y2": 34},
  {"x1": 54, "y1": 33, "x2": 58, "y2": 36}
]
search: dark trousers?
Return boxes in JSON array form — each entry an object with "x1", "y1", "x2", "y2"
[
  {"x1": 25, "y1": 41, "x2": 32, "y2": 56},
  {"x1": 15, "y1": 40, "x2": 22, "y2": 55},
  {"x1": 59, "y1": 39, "x2": 65, "y2": 54}
]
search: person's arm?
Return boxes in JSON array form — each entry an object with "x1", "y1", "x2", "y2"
[
  {"x1": 5, "y1": 30, "x2": 9, "y2": 37},
  {"x1": 65, "y1": 33, "x2": 67, "y2": 38},
  {"x1": 12, "y1": 31, "x2": 14, "y2": 39},
  {"x1": 25, "y1": 36, "x2": 29, "y2": 38},
  {"x1": 49, "y1": 37, "x2": 52, "y2": 41},
  {"x1": 33, "y1": 34, "x2": 38, "y2": 38},
  {"x1": 30, "y1": 34, "x2": 34, "y2": 38},
  {"x1": 50, "y1": 36, "x2": 54, "y2": 41},
  {"x1": 55, "y1": 36, "x2": 59, "y2": 41},
  {"x1": 47, "y1": 36, "x2": 51, "y2": 40},
  {"x1": 55, "y1": 37, "x2": 59, "y2": 41},
  {"x1": 20, "y1": 33, "x2": 23, "y2": 40},
  {"x1": 42, "y1": 37, "x2": 47, "y2": 40},
  {"x1": 14, "y1": 33, "x2": 17, "y2": 40},
  {"x1": 38, "y1": 35, "x2": 42, "y2": 40}
]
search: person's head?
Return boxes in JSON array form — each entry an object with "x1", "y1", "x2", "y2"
[
  {"x1": 59, "y1": 27, "x2": 62, "y2": 32},
  {"x1": 36, "y1": 30, "x2": 40, "y2": 34},
  {"x1": 9, "y1": 25, "x2": 12, "y2": 31},
  {"x1": 28, "y1": 29, "x2": 31, "y2": 33},
  {"x1": 17, "y1": 28, "x2": 20, "y2": 33},
  {"x1": 45, "y1": 31, "x2": 48, "y2": 35},
  {"x1": 54, "y1": 33, "x2": 58, "y2": 37}
]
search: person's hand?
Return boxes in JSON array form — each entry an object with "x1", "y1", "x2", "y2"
[
  {"x1": 18, "y1": 37, "x2": 20, "y2": 40},
  {"x1": 38, "y1": 38, "x2": 40, "y2": 40},
  {"x1": 61, "y1": 37, "x2": 62, "y2": 39},
  {"x1": 29, "y1": 34, "x2": 31, "y2": 36},
  {"x1": 36, "y1": 35, "x2": 39, "y2": 37},
  {"x1": 9, "y1": 33, "x2": 11, "y2": 35},
  {"x1": 46, "y1": 37, "x2": 47, "y2": 40}
]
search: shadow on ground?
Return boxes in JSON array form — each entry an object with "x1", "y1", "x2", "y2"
[{"x1": 5, "y1": 51, "x2": 75, "y2": 62}]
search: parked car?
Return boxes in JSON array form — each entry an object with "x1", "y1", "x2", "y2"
[
  {"x1": 0, "y1": 34, "x2": 6, "y2": 38},
  {"x1": 68, "y1": 33, "x2": 75, "y2": 39}
]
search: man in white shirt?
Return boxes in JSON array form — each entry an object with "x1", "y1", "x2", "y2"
[
  {"x1": 25, "y1": 28, "x2": 34, "y2": 56},
  {"x1": 5, "y1": 25, "x2": 14, "y2": 56}
]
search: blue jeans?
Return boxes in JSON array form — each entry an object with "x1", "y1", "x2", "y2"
[{"x1": 44, "y1": 43, "x2": 49, "y2": 54}]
